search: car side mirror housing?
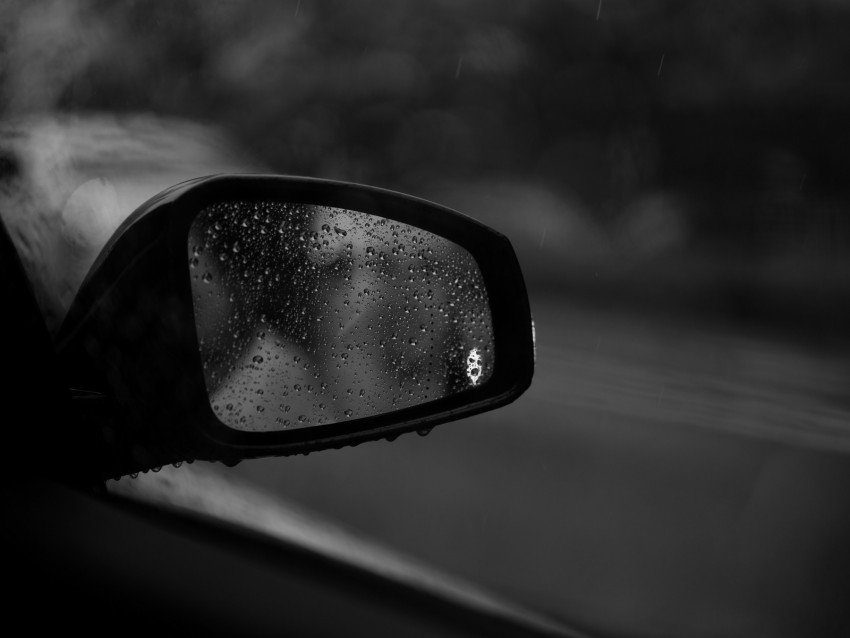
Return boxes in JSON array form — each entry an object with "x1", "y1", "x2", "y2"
[{"x1": 57, "y1": 175, "x2": 534, "y2": 480}]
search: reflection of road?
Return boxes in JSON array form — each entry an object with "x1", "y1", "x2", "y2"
[
  {"x1": 210, "y1": 333, "x2": 330, "y2": 429},
  {"x1": 234, "y1": 296, "x2": 850, "y2": 638}
]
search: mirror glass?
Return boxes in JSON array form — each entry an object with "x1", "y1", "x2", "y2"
[{"x1": 188, "y1": 201, "x2": 494, "y2": 432}]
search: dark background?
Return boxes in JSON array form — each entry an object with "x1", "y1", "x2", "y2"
[
  {"x1": 3, "y1": 2, "x2": 850, "y2": 636},
  {"x1": 3, "y1": 0, "x2": 849, "y2": 333}
]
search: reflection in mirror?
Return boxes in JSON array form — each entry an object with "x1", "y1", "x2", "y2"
[{"x1": 188, "y1": 202, "x2": 494, "y2": 432}]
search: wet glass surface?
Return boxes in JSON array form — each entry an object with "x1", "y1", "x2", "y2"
[{"x1": 189, "y1": 201, "x2": 493, "y2": 432}]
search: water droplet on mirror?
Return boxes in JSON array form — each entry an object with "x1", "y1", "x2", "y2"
[
  {"x1": 416, "y1": 428, "x2": 432, "y2": 437},
  {"x1": 252, "y1": 355, "x2": 264, "y2": 364},
  {"x1": 191, "y1": 200, "x2": 495, "y2": 434},
  {"x1": 201, "y1": 272, "x2": 213, "y2": 284}
]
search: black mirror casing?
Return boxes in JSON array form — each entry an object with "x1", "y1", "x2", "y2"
[{"x1": 56, "y1": 175, "x2": 534, "y2": 479}]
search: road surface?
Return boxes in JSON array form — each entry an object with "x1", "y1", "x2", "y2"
[{"x1": 232, "y1": 295, "x2": 850, "y2": 637}]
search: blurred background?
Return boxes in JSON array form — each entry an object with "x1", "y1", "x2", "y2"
[
  {"x1": 3, "y1": 0, "x2": 850, "y2": 331},
  {"x1": 3, "y1": 1, "x2": 850, "y2": 636}
]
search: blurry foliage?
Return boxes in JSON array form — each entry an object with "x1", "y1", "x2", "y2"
[{"x1": 1, "y1": 0, "x2": 849, "y2": 306}]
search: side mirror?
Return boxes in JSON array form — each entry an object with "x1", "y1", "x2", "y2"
[{"x1": 57, "y1": 175, "x2": 534, "y2": 480}]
